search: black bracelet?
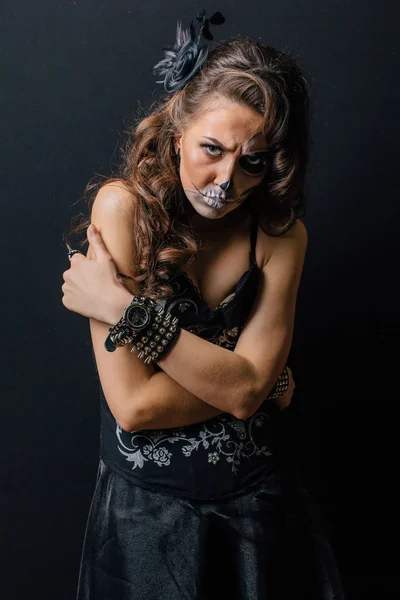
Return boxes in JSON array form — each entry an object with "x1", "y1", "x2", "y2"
[
  {"x1": 130, "y1": 310, "x2": 181, "y2": 364},
  {"x1": 105, "y1": 296, "x2": 181, "y2": 365},
  {"x1": 267, "y1": 367, "x2": 290, "y2": 399}
]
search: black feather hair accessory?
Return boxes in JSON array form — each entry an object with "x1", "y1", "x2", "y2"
[{"x1": 152, "y1": 9, "x2": 225, "y2": 93}]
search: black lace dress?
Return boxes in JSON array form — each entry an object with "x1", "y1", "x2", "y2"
[{"x1": 76, "y1": 213, "x2": 345, "y2": 599}]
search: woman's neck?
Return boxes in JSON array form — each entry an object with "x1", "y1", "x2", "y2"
[{"x1": 188, "y1": 205, "x2": 250, "y2": 237}]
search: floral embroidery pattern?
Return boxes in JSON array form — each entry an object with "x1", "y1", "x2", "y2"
[
  {"x1": 116, "y1": 411, "x2": 273, "y2": 475},
  {"x1": 208, "y1": 452, "x2": 220, "y2": 464}
]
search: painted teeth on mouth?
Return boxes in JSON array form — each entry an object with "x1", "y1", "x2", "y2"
[
  {"x1": 206, "y1": 193, "x2": 226, "y2": 201},
  {"x1": 204, "y1": 196, "x2": 225, "y2": 208}
]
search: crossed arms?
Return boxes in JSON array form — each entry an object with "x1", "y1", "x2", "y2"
[{"x1": 85, "y1": 183, "x2": 308, "y2": 432}]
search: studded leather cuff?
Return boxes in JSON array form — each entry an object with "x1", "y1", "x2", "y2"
[
  {"x1": 267, "y1": 367, "x2": 290, "y2": 399},
  {"x1": 104, "y1": 295, "x2": 181, "y2": 365},
  {"x1": 130, "y1": 309, "x2": 181, "y2": 364}
]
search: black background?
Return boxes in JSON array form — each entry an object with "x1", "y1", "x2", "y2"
[{"x1": 1, "y1": 1, "x2": 399, "y2": 598}]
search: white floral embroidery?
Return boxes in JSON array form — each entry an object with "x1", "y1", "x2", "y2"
[
  {"x1": 116, "y1": 411, "x2": 273, "y2": 475},
  {"x1": 208, "y1": 452, "x2": 220, "y2": 464}
]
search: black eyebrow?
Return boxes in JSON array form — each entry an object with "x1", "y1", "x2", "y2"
[{"x1": 201, "y1": 136, "x2": 269, "y2": 154}]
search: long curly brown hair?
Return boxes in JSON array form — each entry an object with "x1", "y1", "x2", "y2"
[{"x1": 64, "y1": 37, "x2": 312, "y2": 300}]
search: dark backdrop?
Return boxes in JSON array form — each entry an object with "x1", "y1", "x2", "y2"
[{"x1": 1, "y1": 1, "x2": 398, "y2": 598}]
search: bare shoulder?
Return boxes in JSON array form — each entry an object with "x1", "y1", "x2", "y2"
[
  {"x1": 91, "y1": 179, "x2": 135, "y2": 218},
  {"x1": 87, "y1": 180, "x2": 138, "y2": 286},
  {"x1": 257, "y1": 217, "x2": 308, "y2": 269},
  {"x1": 279, "y1": 218, "x2": 308, "y2": 254}
]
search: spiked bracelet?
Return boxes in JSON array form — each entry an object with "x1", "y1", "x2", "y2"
[
  {"x1": 267, "y1": 367, "x2": 290, "y2": 399},
  {"x1": 104, "y1": 296, "x2": 181, "y2": 364}
]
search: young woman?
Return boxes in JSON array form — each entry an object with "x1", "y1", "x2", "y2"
[{"x1": 62, "y1": 11, "x2": 345, "y2": 599}]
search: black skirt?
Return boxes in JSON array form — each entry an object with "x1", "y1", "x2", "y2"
[{"x1": 76, "y1": 458, "x2": 345, "y2": 600}]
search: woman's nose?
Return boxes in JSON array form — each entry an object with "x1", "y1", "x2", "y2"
[
  {"x1": 215, "y1": 156, "x2": 238, "y2": 191},
  {"x1": 218, "y1": 178, "x2": 232, "y2": 191}
]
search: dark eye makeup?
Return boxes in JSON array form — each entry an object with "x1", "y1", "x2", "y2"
[{"x1": 199, "y1": 143, "x2": 270, "y2": 175}]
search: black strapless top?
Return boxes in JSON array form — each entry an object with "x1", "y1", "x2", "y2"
[{"x1": 97, "y1": 212, "x2": 282, "y2": 500}]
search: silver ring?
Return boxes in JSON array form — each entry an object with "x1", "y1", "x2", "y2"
[{"x1": 67, "y1": 249, "x2": 80, "y2": 258}]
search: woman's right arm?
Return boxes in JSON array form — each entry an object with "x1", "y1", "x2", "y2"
[{"x1": 91, "y1": 313, "x2": 224, "y2": 430}]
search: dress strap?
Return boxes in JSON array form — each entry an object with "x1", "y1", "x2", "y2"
[{"x1": 249, "y1": 212, "x2": 258, "y2": 264}]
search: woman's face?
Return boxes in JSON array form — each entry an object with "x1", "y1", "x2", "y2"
[{"x1": 175, "y1": 98, "x2": 270, "y2": 225}]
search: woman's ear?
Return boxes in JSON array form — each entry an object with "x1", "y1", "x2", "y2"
[{"x1": 174, "y1": 132, "x2": 182, "y2": 155}]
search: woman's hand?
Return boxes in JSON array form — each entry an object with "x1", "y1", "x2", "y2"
[
  {"x1": 61, "y1": 224, "x2": 129, "y2": 323},
  {"x1": 271, "y1": 366, "x2": 296, "y2": 411}
]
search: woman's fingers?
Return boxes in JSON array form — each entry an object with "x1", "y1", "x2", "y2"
[{"x1": 87, "y1": 224, "x2": 111, "y2": 262}]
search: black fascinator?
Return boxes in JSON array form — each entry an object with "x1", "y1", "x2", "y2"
[{"x1": 152, "y1": 9, "x2": 225, "y2": 93}]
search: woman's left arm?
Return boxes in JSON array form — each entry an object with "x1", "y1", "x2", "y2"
[{"x1": 103, "y1": 219, "x2": 308, "y2": 420}]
